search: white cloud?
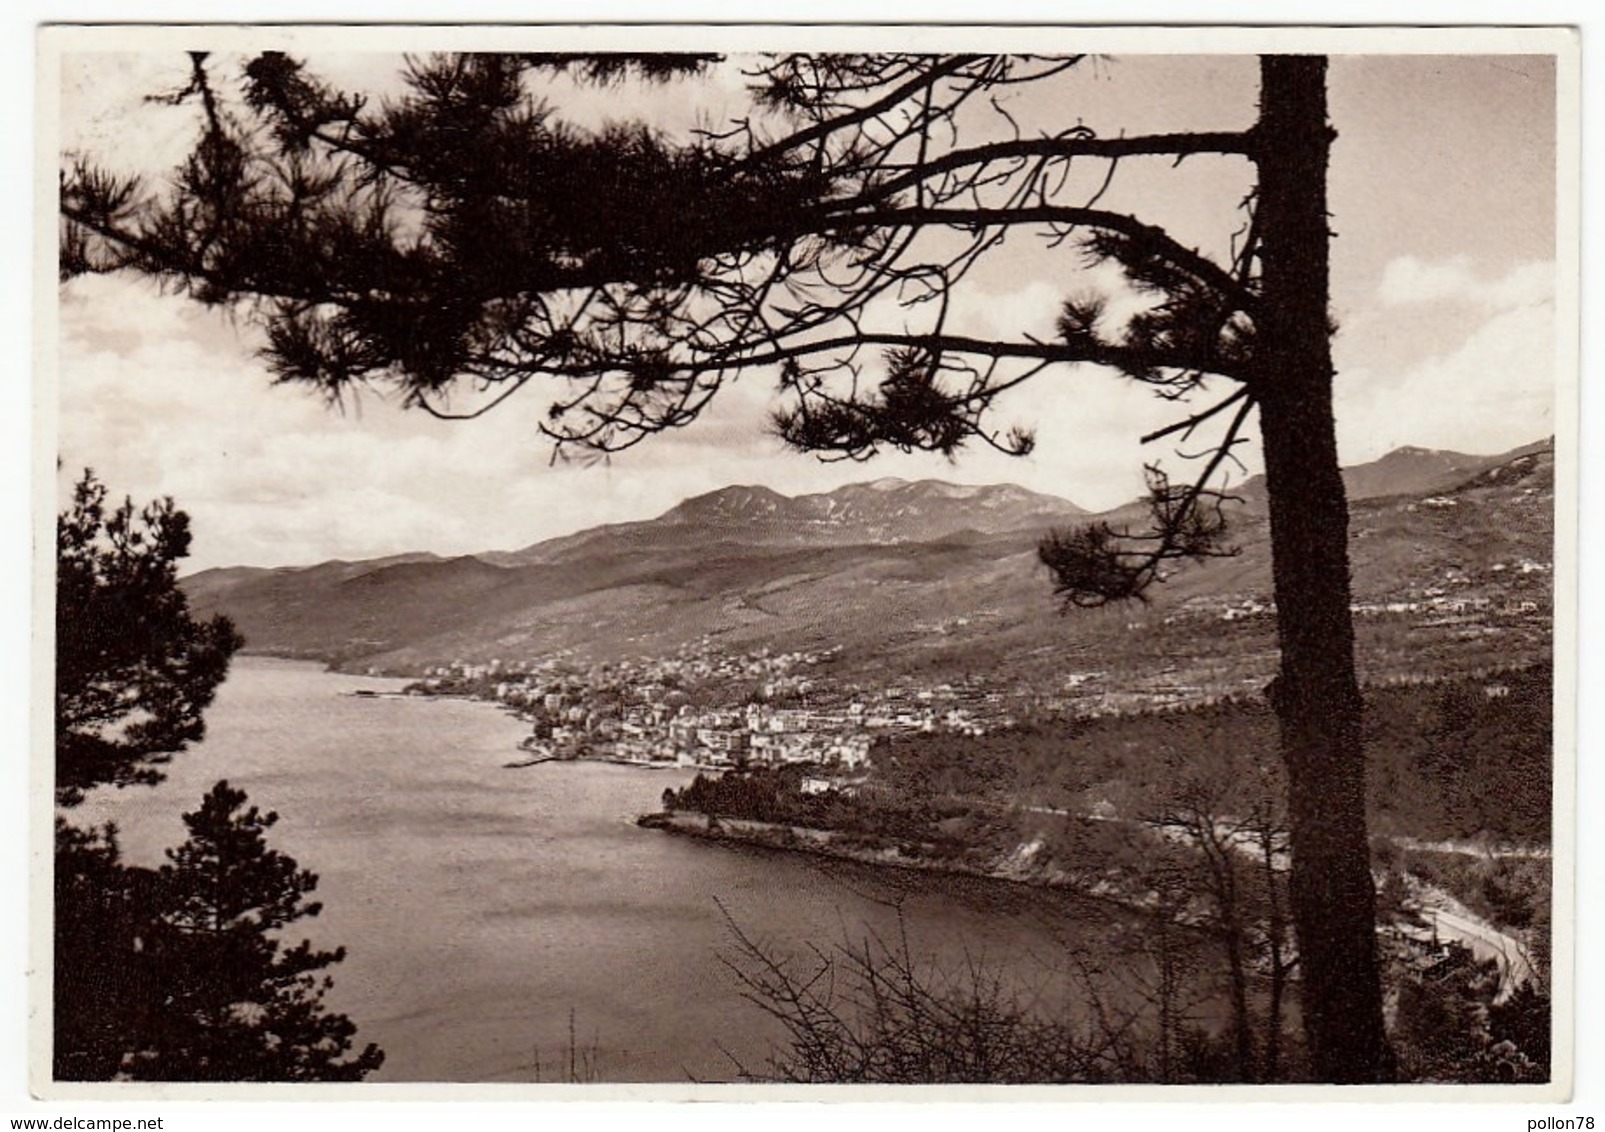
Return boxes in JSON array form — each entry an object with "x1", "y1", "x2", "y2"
[
  {"x1": 1378, "y1": 256, "x2": 1554, "y2": 308},
  {"x1": 1336, "y1": 301, "x2": 1555, "y2": 462},
  {"x1": 56, "y1": 276, "x2": 607, "y2": 570},
  {"x1": 1336, "y1": 257, "x2": 1558, "y2": 463}
]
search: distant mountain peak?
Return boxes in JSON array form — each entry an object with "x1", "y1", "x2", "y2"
[
  {"x1": 524, "y1": 475, "x2": 1096, "y2": 559},
  {"x1": 702, "y1": 483, "x2": 785, "y2": 500},
  {"x1": 1232, "y1": 437, "x2": 1552, "y2": 506},
  {"x1": 667, "y1": 483, "x2": 787, "y2": 518}
]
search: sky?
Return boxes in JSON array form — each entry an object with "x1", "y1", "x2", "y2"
[{"x1": 50, "y1": 37, "x2": 1567, "y2": 573}]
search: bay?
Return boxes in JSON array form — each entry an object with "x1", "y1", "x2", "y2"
[{"x1": 75, "y1": 657, "x2": 1124, "y2": 1083}]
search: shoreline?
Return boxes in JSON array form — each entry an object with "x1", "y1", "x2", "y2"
[
  {"x1": 637, "y1": 811, "x2": 1542, "y2": 996},
  {"x1": 507, "y1": 753, "x2": 719, "y2": 772},
  {"x1": 635, "y1": 809, "x2": 1130, "y2": 900}
]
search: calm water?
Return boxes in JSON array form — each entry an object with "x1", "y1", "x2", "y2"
[{"x1": 77, "y1": 657, "x2": 1121, "y2": 1082}]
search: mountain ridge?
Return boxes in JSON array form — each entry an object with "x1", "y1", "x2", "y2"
[
  {"x1": 181, "y1": 438, "x2": 1554, "y2": 685},
  {"x1": 475, "y1": 476, "x2": 1089, "y2": 568}
]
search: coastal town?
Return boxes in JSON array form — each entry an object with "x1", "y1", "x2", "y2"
[{"x1": 404, "y1": 643, "x2": 1002, "y2": 774}]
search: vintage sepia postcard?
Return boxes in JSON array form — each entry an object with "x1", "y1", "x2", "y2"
[{"x1": 31, "y1": 23, "x2": 1581, "y2": 1110}]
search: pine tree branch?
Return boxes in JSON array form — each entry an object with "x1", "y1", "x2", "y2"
[
  {"x1": 809, "y1": 204, "x2": 1255, "y2": 312},
  {"x1": 703, "y1": 329, "x2": 1245, "y2": 383},
  {"x1": 1141, "y1": 386, "x2": 1253, "y2": 445},
  {"x1": 736, "y1": 54, "x2": 986, "y2": 171},
  {"x1": 867, "y1": 130, "x2": 1255, "y2": 198}
]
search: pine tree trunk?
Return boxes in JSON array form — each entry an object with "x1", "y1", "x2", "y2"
[{"x1": 1252, "y1": 54, "x2": 1394, "y2": 1083}]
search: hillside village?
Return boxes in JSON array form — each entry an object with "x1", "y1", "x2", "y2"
[{"x1": 406, "y1": 643, "x2": 1001, "y2": 773}]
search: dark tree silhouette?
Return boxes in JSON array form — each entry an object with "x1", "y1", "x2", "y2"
[
  {"x1": 61, "y1": 50, "x2": 1391, "y2": 1080},
  {"x1": 55, "y1": 469, "x2": 243, "y2": 805},
  {"x1": 55, "y1": 784, "x2": 384, "y2": 1081},
  {"x1": 53, "y1": 478, "x2": 379, "y2": 1081},
  {"x1": 53, "y1": 820, "x2": 165, "y2": 1080},
  {"x1": 54, "y1": 471, "x2": 235, "y2": 1078},
  {"x1": 131, "y1": 780, "x2": 384, "y2": 1082}
]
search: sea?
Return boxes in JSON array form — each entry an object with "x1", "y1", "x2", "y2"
[{"x1": 72, "y1": 656, "x2": 1126, "y2": 1083}]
